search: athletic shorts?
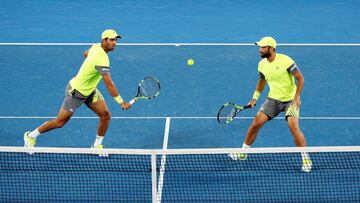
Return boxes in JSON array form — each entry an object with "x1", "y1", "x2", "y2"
[
  {"x1": 259, "y1": 97, "x2": 300, "y2": 120},
  {"x1": 61, "y1": 83, "x2": 104, "y2": 113}
]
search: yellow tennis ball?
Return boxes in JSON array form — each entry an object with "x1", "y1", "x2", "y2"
[{"x1": 187, "y1": 59, "x2": 194, "y2": 66}]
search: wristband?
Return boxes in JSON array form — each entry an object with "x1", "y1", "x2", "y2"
[
  {"x1": 113, "y1": 95, "x2": 124, "y2": 104},
  {"x1": 252, "y1": 90, "x2": 261, "y2": 100}
]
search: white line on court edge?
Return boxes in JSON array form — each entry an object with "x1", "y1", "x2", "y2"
[
  {"x1": 1, "y1": 43, "x2": 360, "y2": 46},
  {"x1": 162, "y1": 117, "x2": 171, "y2": 150},
  {"x1": 0, "y1": 116, "x2": 359, "y2": 120},
  {"x1": 157, "y1": 117, "x2": 171, "y2": 203}
]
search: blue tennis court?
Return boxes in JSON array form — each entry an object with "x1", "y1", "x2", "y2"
[
  {"x1": 1, "y1": 45, "x2": 359, "y2": 148},
  {"x1": 0, "y1": 1, "x2": 359, "y2": 202}
]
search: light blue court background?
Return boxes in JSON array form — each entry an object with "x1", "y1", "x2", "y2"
[
  {"x1": 0, "y1": 0, "x2": 359, "y2": 149},
  {"x1": 1, "y1": 0, "x2": 360, "y2": 43}
]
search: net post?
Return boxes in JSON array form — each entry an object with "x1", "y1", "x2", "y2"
[{"x1": 151, "y1": 151, "x2": 157, "y2": 203}]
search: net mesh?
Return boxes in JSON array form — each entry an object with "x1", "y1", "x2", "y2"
[
  {"x1": 158, "y1": 152, "x2": 360, "y2": 202},
  {"x1": 0, "y1": 151, "x2": 152, "y2": 202},
  {"x1": 1, "y1": 147, "x2": 360, "y2": 202}
]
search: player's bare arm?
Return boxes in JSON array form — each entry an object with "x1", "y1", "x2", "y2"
[
  {"x1": 83, "y1": 50, "x2": 89, "y2": 58},
  {"x1": 102, "y1": 74, "x2": 131, "y2": 110},
  {"x1": 249, "y1": 79, "x2": 266, "y2": 107},
  {"x1": 292, "y1": 71, "x2": 304, "y2": 108}
]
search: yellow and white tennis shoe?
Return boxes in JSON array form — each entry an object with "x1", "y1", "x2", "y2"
[
  {"x1": 301, "y1": 158, "x2": 312, "y2": 172},
  {"x1": 228, "y1": 153, "x2": 247, "y2": 161},
  {"x1": 24, "y1": 131, "x2": 36, "y2": 155},
  {"x1": 24, "y1": 131, "x2": 36, "y2": 148},
  {"x1": 92, "y1": 144, "x2": 109, "y2": 157}
]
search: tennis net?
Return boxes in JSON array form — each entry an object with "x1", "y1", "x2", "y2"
[{"x1": 0, "y1": 146, "x2": 359, "y2": 202}]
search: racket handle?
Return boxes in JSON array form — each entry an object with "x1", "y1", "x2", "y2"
[
  {"x1": 129, "y1": 99, "x2": 136, "y2": 105},
  {"x1": 243, "y1": 104, "x2": 252, "y2": 109}
]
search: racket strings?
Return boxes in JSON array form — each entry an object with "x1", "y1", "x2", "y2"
[
  {"x1": 139, "y1": 78, "x2": 160, "y2": 98},
  {"x1": 218, "y1": 104, "x2": 237, "y2": 124}
]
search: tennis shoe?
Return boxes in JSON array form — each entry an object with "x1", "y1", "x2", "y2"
[
  {"x1": 24, "y1": 131, "x2": 36, "y2": 155},
  {"x1": 228, "y1": 153, "x2": 247, "y2": 161},
  {"x1": 24, "y1": 131, "x2": 36, "y2": 148},
  {"x1": 301, "y1": 158, "x2": 312, "y2": 172},
  {"x1": 92, "y1": 144, "x2": 108, "y2": 157}
]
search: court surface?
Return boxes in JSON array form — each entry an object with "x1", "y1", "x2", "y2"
[{"x1": 0, "y1": 45, "x2": 359, "y2": 148}]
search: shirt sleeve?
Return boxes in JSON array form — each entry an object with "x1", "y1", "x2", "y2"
[
  {"x1": 284, "y1": 55, "x2": 299, "y2": 74},
  {"x1": 287, "y1": 63, "x2": 300, "y2": 74},
  {"x1": 259, "y1": 72, "x2": 265, "y2": 80},
  {"x1": 257, "y1": 60, "x2": 265, "y2": 79},
  {"x1": 93, "y1": 49, "x2": 110, "y2": 75},
  {"x1": 95, "y1": 66, "x2": 110, "y2": 75}
]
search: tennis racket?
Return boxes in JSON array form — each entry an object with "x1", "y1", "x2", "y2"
[
  {"x1": 129, "y1": 76, "x2": 161, "y2": 105},
  {"x1": 217, "y1": 103, "x2": 252, "y2": 124}
]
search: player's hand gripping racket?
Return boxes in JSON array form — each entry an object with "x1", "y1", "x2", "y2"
[
  {"x1": 129, "y1": 76, "x2": 160, "y2": 105},
  {"x1": 217, "y1": 103, "x2": 252, "y2": 124}
]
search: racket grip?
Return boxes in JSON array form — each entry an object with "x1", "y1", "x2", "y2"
[
  {"x1": 243, "y1": 104, "x2": 252, "y2": 109},
  {"x1": 129, "y1": 99, "x2": 136, "y2": 105}
]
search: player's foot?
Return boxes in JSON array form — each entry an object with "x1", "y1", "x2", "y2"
[
  {"x1": 301, "y1": 158, "x2": 312, "y2": 172},
  {"x1": 24, "y1": 131, "x2": 36, "y2": 148},
  {"x1": 228, "y1": 153, "x2": 247, "y2": 160},
  {"x1": 24, "y1": 131, "x2": 36, "y2": 155},
  {"x1": 92, "y1": 144, "x2": 108, "y2": 157}
]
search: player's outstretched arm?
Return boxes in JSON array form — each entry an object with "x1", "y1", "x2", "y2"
[
  {"x1": 248, "y1": 79, "x2": 266, "y2": 107},
  {"x1": 102, "y1": 74, "x2": 131, "y2": 110}
]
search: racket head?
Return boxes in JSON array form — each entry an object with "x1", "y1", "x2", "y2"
[
  {"x1": 217, "y1": 103, "x2": 249, "y2": 124},
  {"x1": 136, "y1": 76, "x2": 160, "y2": 100}
]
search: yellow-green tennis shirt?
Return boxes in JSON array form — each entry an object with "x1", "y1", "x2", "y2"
[
  {"x1": 69, "y1": 43, "x2": 110, "y2": 96},
  {"x1": 258, "y1": 53, "x2": 299, "y2": 102}
]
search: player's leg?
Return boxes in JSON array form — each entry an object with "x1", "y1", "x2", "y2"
[
  {"x1": 244, "y1": 98, "x2": 281, "y2": 147},
  {"x1": 228, "y1": 112, "x2": 268, "y2": 160},
  {"x1": 285, "y1": 104, "x2": 312, "y2": 172},
  {"x1": 24, "y1": 83, "x2": 83, "y2": 148},
  {"x1": 285, "y1": 103, "x2": 307, "y2": 147},
  {"x1": 24, "y1": 108, "x2": 73, "y2": 148},
  {"x1": 39, "y1": 109, "x2": 73, "y2": 133},
  {"x1": 85, "y1": 89, "x2": 111, "y2": 149},
  {"x1": 229, "y1": 98, "x2": 278, "y2": 160},
  {"x1": 244, "y1": 111, "x2": 269, "y2": 146},
  {"x1": 287, "y1": 116, "x2": 307, "y2": 147}
]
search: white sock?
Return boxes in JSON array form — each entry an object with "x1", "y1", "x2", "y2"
[
  {"x1": 93, "y1": 135, "x2": 104, "y2": 147},
  {"x1": 301, "y1": 152, "x2": 310, "y2": 160},
  {"x1": 28, "y1": 128, "x2": 40, "y2": 139},
  {"x1": 242, "y1": 143, "x2": 250, "y2": 148}
]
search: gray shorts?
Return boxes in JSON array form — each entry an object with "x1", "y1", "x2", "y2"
[
  {"x1": 61, "y1": 83, "x2": 104, "y2": 113},
  {"x1": 259, "y1": 97, "x2": 300, "y2": 120}
]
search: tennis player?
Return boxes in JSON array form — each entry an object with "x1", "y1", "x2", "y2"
[
  {"x1": 24, "y1": 29, "x2": 131, "y2": 151},
  {"x1": 229, "y1": 37, "x2": 312, "y2": 172}
]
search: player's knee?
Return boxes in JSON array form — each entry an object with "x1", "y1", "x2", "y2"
[
  {"x1": 54, "y1": 119, "x2": 67, "y2": 128},
  {"x1": 100, "y1": 111, "x2": 111, "y2": 121},
  {"x1": 288, "y1": 121, "x2": 300, "y2": 132},
  {"x1": 251, "y1": 112, "x2": 268, "y2": 129},
  {"x1": 251, "y1": 120, "x2": 264, "y2": 130}
]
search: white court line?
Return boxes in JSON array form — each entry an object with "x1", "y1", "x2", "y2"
[
  {"x1": 0, "y1": 116, "x2": 359, "y2": 120},
  {"x1": 2, "y1": 146, "x2": 360, "y2": 154},
  {"x1": 1, "y1": 42, "x2": 360, "y2": 46},
  {"x1": 157, "y1": 117, "x2": 171, "y2": 203}
]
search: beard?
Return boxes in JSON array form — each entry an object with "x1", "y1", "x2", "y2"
[
  {"x1": 260, "y1": 51, "x2": 270, "y2": 58},
  {"x1": 107, "y1": 45, "x2": 115, "y2": 51}
]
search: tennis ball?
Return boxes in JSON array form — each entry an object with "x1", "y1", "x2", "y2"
[{"x1": 187, "y1": 59, "x2": 194, "y2": 66}]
